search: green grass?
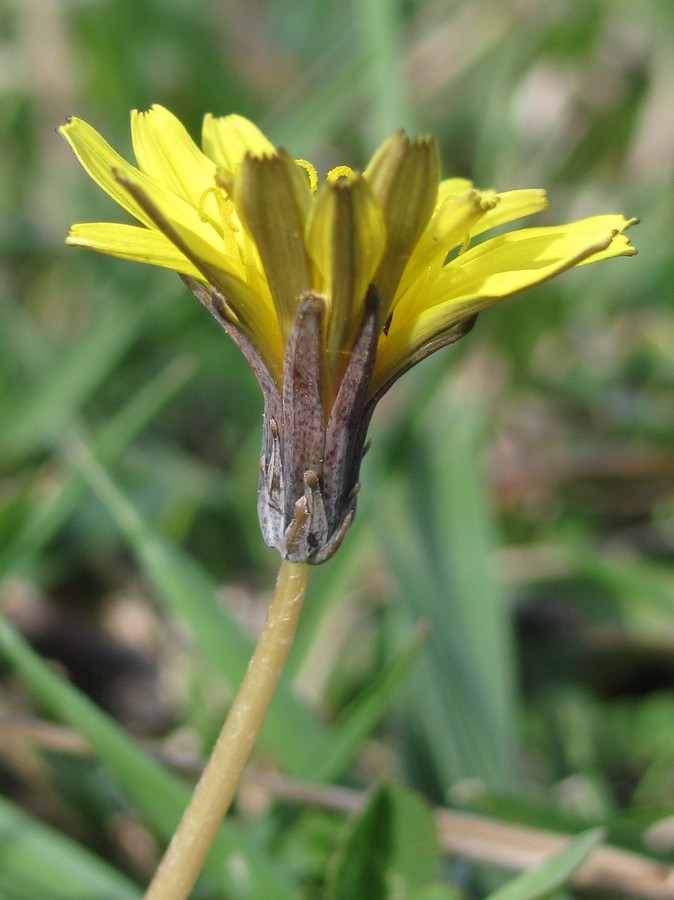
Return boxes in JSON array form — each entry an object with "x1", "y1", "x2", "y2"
[{"x1": 1, "y1": 0, "x2": 673, "y2": 896}]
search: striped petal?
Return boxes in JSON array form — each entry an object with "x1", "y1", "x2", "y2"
[
  {"x1": 111, "y1": 170, "x2": 241, "y2": 278},
  {"x1": 395, "y1": 189, "x2": 500, "y2": 300},
  {"x1": 469, "y1": 189, "x2": 548, "y2": 239},
  {"x1": 60, "y1": 117, "x2": 157, "y2": 230},
  {"x1": 67, "y1": 222, "x2": 203, "y2": 278},
  {"x1": 375, "y1": 215, "x2": 636, "y2": 392},
  {"x1": 365, "y1": 132, "x2": 439, "y2": 316},
  {"x1": 305, "y1": 175, "x2": 386, "y2": 378},
  {"x1": 109, "y1": 169, "x2": 282, "y2": 360},
  {"x1": 131, "y1": 105, "x2": 217, "y2": 207},
  {"x1": 436, "y1": 177, "x2": 473, "y2": 205},
  {"x1": 429, "y1": 214, "x2": 638, "y2": 306},
  {"x1": 232, "y1": 149, "x2": 313, "y2": 339},
  {"x1": 202, "y1": 114, "x2": 275, "y2": 169},
  {"x1": 60, "y1": 117, "x2": 223, "y2": 254}
]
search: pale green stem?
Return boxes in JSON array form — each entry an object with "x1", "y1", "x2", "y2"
[{"x1": 144, "y1": 559, "x2": 311, "y2": 900}]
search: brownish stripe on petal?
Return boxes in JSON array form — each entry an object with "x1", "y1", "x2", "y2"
[
  {"x1": 366, "y1": 132, "x2": 439, "y2": 316},
  {"x1": 282, "y1": 295, "x2": 327, "y2": 529},
  {"x1": 322, "y1": 284, "x2": 381, "y2": 535},
  {"x1": 305, "y1": 176, "x2": 385, "y2": 391},
  {"x1": 233, "y1": 150, "x2": 313, "y2": 340}
]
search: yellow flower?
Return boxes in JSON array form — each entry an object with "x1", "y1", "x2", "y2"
[{"x1": 60, "y1": 105, "x2": 636, "y2": 562}]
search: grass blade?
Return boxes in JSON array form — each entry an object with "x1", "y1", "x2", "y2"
[
  {"x1": 0, "y1": 794, "x2": 143, "y2": 900},
  {"x1": 68, "y1": 441, "x2": 328, "y2": 772},
  {"x1": 0, "y1": 355, "x2": 195, "y2": 579},
  {"x1": 382, "y1": 389, "x2": 519, "y2": 791},
  {"x1": 301, "y1": 622, "x2": 428, "y2": 781},
  {"x1": 486, "y1": 828, "x2": 604, "y2": 900},
  {"x1": 0, "y1": 612, "x2": 297, "y2": 899}
]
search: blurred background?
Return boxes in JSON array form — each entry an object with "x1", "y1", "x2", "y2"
[{"x1": 1, "y1": 0, "x2": 673, "y2": 897}]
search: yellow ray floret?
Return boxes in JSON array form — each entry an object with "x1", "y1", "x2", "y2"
[
  {"x1": 60, "y1": 104, "x2": 636, "y2": 402},
  {"x1": 61, "y1": 105, "x2": 636, "y2": 562}
]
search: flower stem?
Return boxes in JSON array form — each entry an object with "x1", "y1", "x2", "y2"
[{"x1": 144, "y1": 559, "x2": 311, "y2": 900}]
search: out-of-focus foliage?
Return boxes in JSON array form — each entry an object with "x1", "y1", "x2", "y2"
[{"x1": 1, "y1": 0, "x2": 673, "y2": 897}]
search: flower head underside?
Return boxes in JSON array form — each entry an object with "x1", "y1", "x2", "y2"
[{"x1": 61, "y1": 105, "x2": 636, "y2": 561}]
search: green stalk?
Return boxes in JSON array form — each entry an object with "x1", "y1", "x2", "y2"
[{"x1": 144, "y1": 559, "x2": 311, "y2": 900}]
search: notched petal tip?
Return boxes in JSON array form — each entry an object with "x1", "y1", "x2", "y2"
[
  {"x1": 242, "y1": 148, "x2": 280, "y2": 164},
  {"x1": 297, "y1": 290, "x2": 328, "y2": 315},
  {"x1": 478, "y1": 190, "x2": 499, "y2": 212},
  {"x1": 618, "y1": 217, "x2": 639, "y2": 253},
  {"x1": 202, "y1": 112, "x2": 276, "y2": 168},
  {"x1": 57, "y1": 116, "x2": 74, "y2": 135}
]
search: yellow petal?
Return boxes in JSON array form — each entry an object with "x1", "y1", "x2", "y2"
[
  {"x1": 376, "y1": 215, "x2": 636, "y2": 390},
  {"x1": 60, "y1": 117, "x2": 157, "y2": 230},
  {"x1": 232, "y1": 149, "x2": 313, "y2": 338},
  {"x1": 116, "y1": 169, "x2": 242, "y2": 273},
  {"x1": 574, "y1": 216, "x2": 638, "y2": 264},
  {"x1": 305, "y1": 175, "x2": 386, "y2": 375},
  {"x1": 435, "y1": 177, "x2": 474, "y2": 207},
  {"x1": 131, "y1": 105, "x2": 217, "y2": 206},
  {"x1": 67, "y1": 222, "x2": 203, "y2": 278},
  {"x1": 365, "y1": 131, "x2": 439, "y2": 316},
  {"x1": 396, "y1": 189, "x2": 499, "y2": 300},
  {"x1": 110, "y1": 168, "x2": 280, "y2": 346},
  {"x1": 67, "y1": 219, "x2": 282, "y2": 377},
  {"x1": 60, "y1": 116, "x2": 223, "y2": 254},
  {"x1": 469, "y1": 189, "x2": 548, "y2": 239},
  {"x1": 433, "y1": 214, "x2": 637, "y2": 305},
  {"x1": 202, "y1": 113, "x2": 276, "y2": 169}
]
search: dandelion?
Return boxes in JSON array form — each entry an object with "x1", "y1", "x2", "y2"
[
  {"x1": 61, "y1": 105, "x2": 635, "y2": 564},
  {"x1": 60, "y1": 105, "x2": 636, "y2": 900}
]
